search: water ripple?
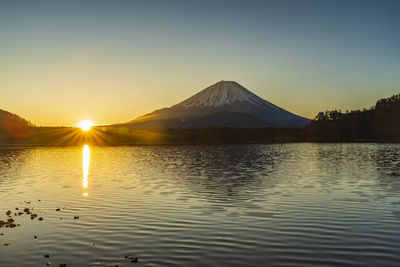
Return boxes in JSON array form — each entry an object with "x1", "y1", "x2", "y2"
[{"x1": 1, "y1": 144, "x2": 400, "y2": 266}]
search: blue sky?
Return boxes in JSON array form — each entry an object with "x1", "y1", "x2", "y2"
[{"x1": 1, "y1": 0, "x2": 399, "y2": 125}]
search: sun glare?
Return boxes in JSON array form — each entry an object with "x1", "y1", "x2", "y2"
[
  {"x1": 78, "y1": 120, "x2": 94, "y2": 131},
  {"x1": 82, "y1": 144, "x2": 90, "y2": 197}
]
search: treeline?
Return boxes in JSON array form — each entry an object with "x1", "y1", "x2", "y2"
[{"x1": 306, "y1": 93, "x2": 400, "y2": 142}]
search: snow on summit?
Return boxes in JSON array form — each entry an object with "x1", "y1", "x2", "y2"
[
  {"x1": 128, "y1": 80, "x2": 310, "y2": 128},
  {"x1": 177, "y1": 81, "x2": 275, "y2": 108}
]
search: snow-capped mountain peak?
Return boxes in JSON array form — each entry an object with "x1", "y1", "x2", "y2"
[
  {"x1": 176, "y1": 81, "x2": 274, "y2": 108},
  {"x1": 128, "y1": 80, "x2": 310, "y2": 128}
]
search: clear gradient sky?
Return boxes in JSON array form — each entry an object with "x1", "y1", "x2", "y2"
[{"x1": 1, "y1": 0, "x2": 400, "y2": 126}]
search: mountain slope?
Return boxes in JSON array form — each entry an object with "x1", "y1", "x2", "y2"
[
  {"x1": 0, "y1": 109, "x2": 34, "y2": 140},
  {"x1": 177, "y1": 80, "x2": 276, "y2": 108},
  {"x1": 128, "y1": 81, "x2": 309, "y2": 128}
]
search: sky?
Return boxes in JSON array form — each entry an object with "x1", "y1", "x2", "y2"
[{"x1": 1, "y1": 0, "x2": 400, "y2": 126}]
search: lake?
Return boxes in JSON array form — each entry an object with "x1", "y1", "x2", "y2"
[{"x1": 1, "y1": 143, "x2": 400, "y2": 266}]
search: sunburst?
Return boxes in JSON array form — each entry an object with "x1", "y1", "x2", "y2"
[{"x1": 78, "y1": 120, "x2": 94, "y2": 131}]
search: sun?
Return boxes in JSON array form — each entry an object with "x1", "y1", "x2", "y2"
[{"x1": 78, "y1": 120, "x2": 94, "y2": 131}]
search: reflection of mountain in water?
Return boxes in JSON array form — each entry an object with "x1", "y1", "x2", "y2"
[{"x1": 146, "y1": 144, "x2": 288, "y2": 206}]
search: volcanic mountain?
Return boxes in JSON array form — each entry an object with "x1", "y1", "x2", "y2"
[{"x1": 126, "y1": 81, "x2": 310, "y2": 128}]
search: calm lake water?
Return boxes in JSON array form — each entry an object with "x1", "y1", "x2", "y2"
[{"x1": 1, "y1": 143, "x2": 400, "y2": 266}]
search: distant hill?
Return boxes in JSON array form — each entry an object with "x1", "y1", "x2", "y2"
[
  {"x1": 0, "y1": 109, "x2": 34, "y2": 141},
  {"x1": 125, "y1": 81, "x2": 310, "y2": 129}
]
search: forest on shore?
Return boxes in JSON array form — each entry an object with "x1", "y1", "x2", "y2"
[{"x1": 306, "y1": 93, "x2": 400, "y2": 142}]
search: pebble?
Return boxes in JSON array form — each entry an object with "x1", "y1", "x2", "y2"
[
  {"x1": 0, "y1": 203, "x2": 47, "y2": 230},
  {"x1": 0, "y1": 219, "x2": 17, "y2": 228},
  {"x1": 1, "y1": 203, "x2": 138, "y2": 266},
  {"x1": 125, "y1": 256, "x2": 138, "y2": 263}
]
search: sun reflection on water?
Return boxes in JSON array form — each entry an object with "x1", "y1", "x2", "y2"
[{"x1": 82, "y1": 144, "x2": 90, "y2": 196}]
